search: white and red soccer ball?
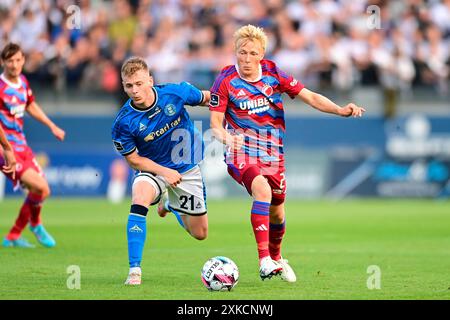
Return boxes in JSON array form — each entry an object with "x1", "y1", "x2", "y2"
[{"x1": 201, "y1": 256, "x2": 239, "y2": 291}]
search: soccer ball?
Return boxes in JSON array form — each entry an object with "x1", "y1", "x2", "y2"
[{"x1": 201, "y1": 256, "x2": 239, "y2": 291}]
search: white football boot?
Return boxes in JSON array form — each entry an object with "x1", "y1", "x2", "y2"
[
  {"x1": 259, "y1": 256, "x2": 282, "y2": 280},
  {"x1": 276, "y1": 257, "x2": 297, "y2": 283},
  {"x1": 124, "y1": 267, "x2": 142, "y2": 285}
]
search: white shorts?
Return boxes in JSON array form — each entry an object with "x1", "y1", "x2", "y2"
[{"x1": 132, "y1": 165, "x2": 207, "y2": 216}]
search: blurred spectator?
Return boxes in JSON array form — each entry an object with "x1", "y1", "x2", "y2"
[
  {"x1": 416, "y1": 24, "x2": 449, "y2": 94},
  {"x1": 0, "y1": 0, "x2": 448, "y2": 106},
  {"x1": 109, "y1": 0, "x2": 137, "y2": 47}
]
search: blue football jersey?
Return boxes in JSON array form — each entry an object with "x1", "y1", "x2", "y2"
[{"x1": 111, "y1": 82, "x2": 204, "y2": 173}]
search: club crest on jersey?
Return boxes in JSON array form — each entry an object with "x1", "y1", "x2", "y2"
[
  {"x1": 164, "y1": 104, "x2": 176, "y2": 116},
  {"x1": 262, "y1": 84, "x2": 273, "y2": 97}
]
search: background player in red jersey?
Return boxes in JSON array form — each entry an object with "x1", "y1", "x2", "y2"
[
  {"x1": 0, "y1": 43, "x2": 65, "y2": 248},
  {"x1": 209, "y1": 25, "x2": 365, "y2": 282}
]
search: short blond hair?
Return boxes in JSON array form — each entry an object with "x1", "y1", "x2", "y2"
[
  {"x1": 121, "y1": 56, "x2": 149, "y2": 78},
  {"x1": 234, "y1": 25, "x2": 268, "y2": 51}
]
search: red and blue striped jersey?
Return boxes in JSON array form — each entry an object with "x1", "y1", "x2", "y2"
[
  {"x1": 0, "y1": 73, "x2": 34, "y2": 150},
  {"x1": 209, "y1": 59, "x2": 304, "y2": 164}
]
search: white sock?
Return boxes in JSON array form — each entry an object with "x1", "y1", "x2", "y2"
[
  {"x1": 129, "y1": 266, "x2": 141, "y2": 274},
  {"x1": 259, "y1": 256, "x2": 272, "y2": 266}
]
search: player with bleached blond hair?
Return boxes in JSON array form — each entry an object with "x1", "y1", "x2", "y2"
[
  {"x1": 209, "y1": 25, "x2": 365, "y2": 282},
  {"x1": 112, "y1": 57, "x2": 211, "y2": 285}
]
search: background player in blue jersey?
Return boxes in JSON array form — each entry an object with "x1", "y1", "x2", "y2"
[{"x1": 112, "y1": 57, "x2": 211, "y2": 285}]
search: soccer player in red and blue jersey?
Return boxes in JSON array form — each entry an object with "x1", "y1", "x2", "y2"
[
  {"x1": 210, "y1": 25, "x2": 365, "y2": 282},
  {"x1": 0, "y1": 43, "x2": 66, "y2": 248}
]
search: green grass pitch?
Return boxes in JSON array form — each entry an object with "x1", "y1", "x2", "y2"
[{"x1": 0, "y1": 198, "x2": 449, "y2": 300}]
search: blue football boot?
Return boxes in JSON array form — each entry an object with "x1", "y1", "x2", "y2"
[
  {"x1": 2, "y1": 237, "x2": 35, "y2": 248},
  {"x1": 29, "y1": 224, "x2": 56, "y2": 248}
]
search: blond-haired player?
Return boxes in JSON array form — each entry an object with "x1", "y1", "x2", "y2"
[{"x1": 209, "y1": 25, "x2": 365, "y2": 282}]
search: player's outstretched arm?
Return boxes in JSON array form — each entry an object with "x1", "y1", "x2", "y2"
[
  {"x1": 124, "y1": 151, "x2": 182, "y2": 188},
  {"x1": 297, "y1": 88, "x2": 365, "y2": 118},
  {"x1": 0, "y1": 126, "x2": 16, "y2": 179},
  {"x1": 27, "y1": 102, "x2": 66, "y2": 141}
]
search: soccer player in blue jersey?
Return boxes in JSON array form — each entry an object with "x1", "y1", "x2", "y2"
[{"x1": 112, "y1": 57, "x2": 210, "y2": 285}]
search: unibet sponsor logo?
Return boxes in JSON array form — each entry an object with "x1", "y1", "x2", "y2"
[
  {"x1": 239, "y1": 98, "x2": 272, "y2": 115},
  {"x1": 9, "y1": 103, "x2": 26, "y2": 117}
]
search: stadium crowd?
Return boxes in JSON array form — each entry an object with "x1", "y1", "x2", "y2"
[{"x1": 1, "y1": 0, "x2": 449, "y2": 100}]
